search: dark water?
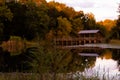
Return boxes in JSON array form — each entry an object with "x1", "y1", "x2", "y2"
[{"x1": 0, "y1": 41, "x2": 120, "y2": 79}]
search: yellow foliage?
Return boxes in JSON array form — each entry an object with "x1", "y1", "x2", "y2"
[{"x1": 97, "y1": 19, "x2": 116, "y2": 31}]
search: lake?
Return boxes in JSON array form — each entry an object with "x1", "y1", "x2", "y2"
[
  {"x1": 72, "y1": 49, "x2": 120, "y2": 80},
  {"x1": 0, "y1": 41, "x2": 120, "y2": 79}
]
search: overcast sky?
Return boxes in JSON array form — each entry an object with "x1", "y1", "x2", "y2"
[{"x1": 46, "y1": 0, "x2": 119, "y2": 21}]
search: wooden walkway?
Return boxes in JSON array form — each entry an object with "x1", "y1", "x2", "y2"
[
  {"x1": 82, "y1": 44, "x2": 120, "y2": 49},
  {"x1": 56, "y1": 43, "x2": 120, "y2": 49},
  {"x1": 56, "y1": 43, "x2": 120, "y2": 54},
  {"x1": 54, "y1": 37, "x2": 105, "y2": 46}
]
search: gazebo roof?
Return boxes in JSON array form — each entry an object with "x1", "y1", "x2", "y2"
[{"x1": 78, "y1": 30, "x2": 99, "y2": 34}]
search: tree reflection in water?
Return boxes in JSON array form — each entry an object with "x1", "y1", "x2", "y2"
[{"x1": 0, "y1": 44, "x2": 119, "y2": 80}]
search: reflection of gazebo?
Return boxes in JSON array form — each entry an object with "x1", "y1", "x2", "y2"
[{"x1": 78, "y1": 30, "x2": 105, "y2": 44}]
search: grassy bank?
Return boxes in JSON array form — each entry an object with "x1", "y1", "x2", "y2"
[
  {"x1": 0, "y1": 73, "x2": 67, "y2": 80},
  {"x1": 0, "y1": 72, "x2": 100, "y2": 80},
  {"x1": 109, "y1": 39, "x2": 120, "y2": 45}
]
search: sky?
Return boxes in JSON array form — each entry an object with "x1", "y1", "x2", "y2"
[{"x1": 46, "y1": 0, "x2": 120, "y2": 21}]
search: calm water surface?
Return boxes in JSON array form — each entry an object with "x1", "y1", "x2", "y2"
[
  {"x1": 0, "y1": 41, "x2": 120, "y2": 79},
  {"x1": 75, "y1": 49, "x2": 120, "y2": 80}
]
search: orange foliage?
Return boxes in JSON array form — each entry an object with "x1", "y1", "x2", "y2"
[
  {"x1": 48, "y1": 1, "x2": 76, "y2": 18},
  {"x1": 19, "y1": 0, "x2": 46, "y2": 5},
  {"x1": 97, "y1": 19, "x2": 116, "y2": 31}
]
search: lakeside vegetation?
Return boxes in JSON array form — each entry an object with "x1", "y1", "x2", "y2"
[
  {"x1": 110, "y1": 39, "x2": 120, "y2": 45},
  {"x1": 0, "y1": 0, "x2": 120, "y2": 80},
  {"x1": 0, "y1": 72, "x2": 100, "y2": 80}
]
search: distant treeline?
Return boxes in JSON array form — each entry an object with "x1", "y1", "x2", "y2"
[{"x1": 0, "y1": 1, "x2": 119, "y2": 42}]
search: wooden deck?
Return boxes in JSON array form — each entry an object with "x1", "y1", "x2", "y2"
[
  {"x1": 56, "y1": 43, "x2": 120, "y2": 54},
  {"x1": 56, "y1": 44, "x2": 120, "y2": 49},
  {"x1": 78, "y1": 53, "x2": 99, "y2": 57},
  {"x1": 54, "y1": 37, "x2": 105, "y2": 46},
  {"x1": 82, "y1": 44, "x2": 120, "y2": 49}
]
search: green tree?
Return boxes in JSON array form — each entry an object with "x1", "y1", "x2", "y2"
[
  {"x1": 7, "y1": 2, "x2": 49, "y2": 40},
  {"x1": 25, "y1": 2, "x2": 50, "y2": 40},
  {"x1": 71, "y1": 18, "x2": 84, "y2": 36},
  {"x1": 83, "y1": 13, "x2": 96, "y2": 30},
  {"x1": 95, "y1": 23, "x2": 107, "y2": 38},
  {"x1": 47, "y1": 6, "x2": 60, "y2": 30},
  {"x1": 6, "y1": 2, "x2": 27, "y2": 39},
  {"x1": 110, "y1": 4, "x2": 120, "y2": 39},
  {"x1": 56, "y1": 16, "x2": 72, "y2": 38},
  {"x1": 0, "y1": 4, "x2": 13, "y2": 21},
  {"x1": 70, "y1": 11, "x2": 85, "y2": 36},
  {"x1": 0, "y1": 4, "x2": 13, "y2": 41}
]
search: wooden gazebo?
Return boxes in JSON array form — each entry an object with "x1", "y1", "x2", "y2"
[
  {"x1": 78, "y1": 30, "x2": 105, "y2": 44},
  {"x1": 54, "y1": 30, "x2": 105, "y2": 46}
]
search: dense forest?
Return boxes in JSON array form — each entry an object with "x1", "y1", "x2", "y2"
[
  {"x1": 0, "y1": 0, "x2": 119, "y2": 41},
  {"x1": 0, "y1": 0, "x2": 120, "y2": 73}
]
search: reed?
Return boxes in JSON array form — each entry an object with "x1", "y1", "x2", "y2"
[
  {"x1": 0, "y1": 71, "x2": 119, "y2": 80},
  {"x1": 0, "y1": 63, "x2": 119, "y2": 80}
]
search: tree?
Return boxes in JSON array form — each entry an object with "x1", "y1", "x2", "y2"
[
  {"x1": 47, "y1": 1, "x2": 66, "y2": 12},
  {"x1": 0, "y1": 4, "x2": 13, "y2": 21},
  {"x1": 110, "y1": 4, "x2": 120, "y2": 39},
  {"x1": 7, "y1": 2, "x2": 49, "y2": 40},
  {"x1": 116, "y1": 4, "x2": 120, "y2": 39},
  {"x1": 97, "y1": 19, "x2": 116, "y2": 31},
  {"x1": 70, "y1": 11, "x2": 84, "y2": 36},
  {"x1": 0, "y1": 4, "x2": 13, "y2": 41},
  {"x1": 95, "y1": 23, "x2": 107, "y2": 38},
  {"x1": 19, "y1": 0, "x2": 47, "y2": 5},
  {"x1": 56, "y1": 16, "x2": 72, "y2": 38},
  {"x1": 6, "y1": 2, "x2": 27, "y2": 40},
  {"x1": 47, "y1": 1, "x2": 76, "y2": 19},
  {"x1": 59, "y1": 5, "x2": 76, "y2": 19},
  {"x1": 47, "y1": 6, "x2": 60, "y2": 31},
  {"x1": 83, "y1": 13, "x2": 96, "y2": 30},
  {"x1": 25, "y1": 2, "x2": 50, "y2": 40}
]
